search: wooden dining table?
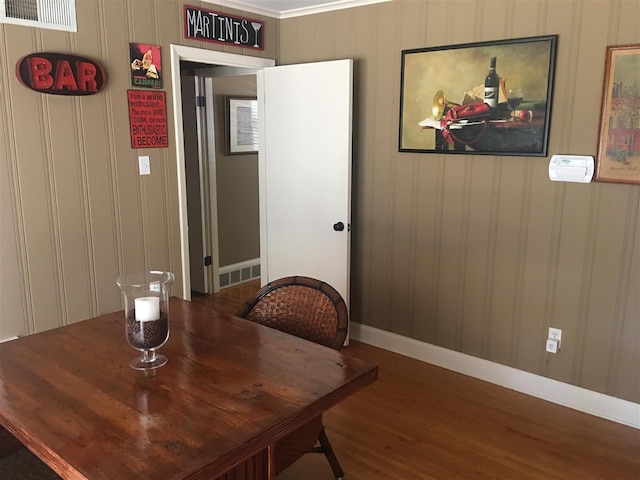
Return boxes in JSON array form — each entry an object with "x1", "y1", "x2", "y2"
[{"x1": 0, "y1": 298, "x2": 378, "y2": 479}]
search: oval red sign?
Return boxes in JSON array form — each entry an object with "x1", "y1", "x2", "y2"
[{"x1": 16, "y1": 52, "x2": 106, "y2": 96}]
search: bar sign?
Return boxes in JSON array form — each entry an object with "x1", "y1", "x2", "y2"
[{"x1": 184, "y1": 5, "x2": 263, "y2": 50}]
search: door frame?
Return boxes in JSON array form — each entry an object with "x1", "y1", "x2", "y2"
[
  {"x1": 170, "y1": 45, "x2": 275, "y2": 300},
  {"x1": 181, "y1": 74, "x2": 211, "y2": 295}
]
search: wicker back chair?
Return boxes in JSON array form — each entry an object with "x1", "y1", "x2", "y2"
[{"x1": 237, "y1": 276, "x2": 348, "y2": 479}]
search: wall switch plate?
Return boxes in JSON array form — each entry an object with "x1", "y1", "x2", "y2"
[{"x1": 138, "y1": 156, "x2": 150, "y2": 175}]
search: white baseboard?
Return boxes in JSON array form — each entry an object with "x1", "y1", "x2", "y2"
[
  {"x1": 219, "y1": 258, "x2": 260, "y2": 289},
  {"x1": 0, "y1": 336, "x2": 18, "y2": 343},
  {"x1": 350, "y1": 322, "x2": 640, "y2": 429}
]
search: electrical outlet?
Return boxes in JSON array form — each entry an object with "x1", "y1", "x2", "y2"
[
  {"x1": 548, "y1": 327, "x2": 562, "y2": 342},
  {"x1": 548, "y1": 327, "x2": 562, "y2": 352}
]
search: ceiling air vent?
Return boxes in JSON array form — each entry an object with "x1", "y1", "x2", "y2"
[{"x1": 1, "y1": 0, "x2": 77, "y2": 32}]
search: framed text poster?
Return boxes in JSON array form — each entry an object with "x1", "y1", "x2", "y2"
[{"x1": 127, "y1": 90, "x2": 168, "y2": 148}]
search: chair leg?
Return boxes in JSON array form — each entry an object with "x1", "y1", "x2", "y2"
[{"x1": 318, "y1": 428, "x2": 344, "y2": 480}]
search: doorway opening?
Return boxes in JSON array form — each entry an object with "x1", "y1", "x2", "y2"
[
  {"x1": 180, "y1": 62, "x2": 261, "y2": 295},
  {"x1": 171, "y1": 46, "x2": 353, "y2": 322},
  {"x1": 169, "y1": 45, "x2": 275, "y2": 300}
]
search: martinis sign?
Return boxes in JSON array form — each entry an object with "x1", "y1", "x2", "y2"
[{"x1": 184, "y1": 5, "x2": 264, "y2": 50}]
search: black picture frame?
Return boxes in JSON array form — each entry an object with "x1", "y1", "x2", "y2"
[{"x1": 399, "y1": 35, "x2": 558, "y2": 156}]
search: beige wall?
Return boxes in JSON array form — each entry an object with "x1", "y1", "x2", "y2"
[
  {"x1": 279, "y1": 0, "x2": 639, "y2": 403},
  {"x1": 0, "y1": 0, "x2": 638, "y2": 405},
  {"x1": 0, "y1": 0, "x2": 278, "y2": 337}
]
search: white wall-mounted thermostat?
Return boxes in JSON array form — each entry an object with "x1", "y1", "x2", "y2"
[{"x1": 548, "y1": 155, "x2": 594, "y2": 183}]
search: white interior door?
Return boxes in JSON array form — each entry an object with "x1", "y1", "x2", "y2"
[{"x1": 258, "y1": 59, "x2": 353, "y2": 310}]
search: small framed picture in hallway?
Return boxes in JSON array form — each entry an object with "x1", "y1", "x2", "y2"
[{"x1": 226, "y1": 97, "x2": 259, "y2": 155}]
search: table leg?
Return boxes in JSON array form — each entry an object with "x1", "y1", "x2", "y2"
[
  {"x1": 213, "y1": 447, "x2": 274, "y2": 480},
  {"x1": 266, "y1": 444, "x2": 275, "y2": 480}
]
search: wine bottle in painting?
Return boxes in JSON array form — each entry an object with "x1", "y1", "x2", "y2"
[{"x1": 484, "y1": 57, "x2": 499, "y2": 110}]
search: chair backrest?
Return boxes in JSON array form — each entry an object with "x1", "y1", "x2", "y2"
[{"x1": 236, "y1": 276, "x2": 348, "y2": 351}]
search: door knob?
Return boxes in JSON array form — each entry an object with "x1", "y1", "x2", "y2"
[{"x1": 333, "y1": 222, "x2": 345, "y2": 232}]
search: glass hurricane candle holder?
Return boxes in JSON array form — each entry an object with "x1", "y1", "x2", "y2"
[{"x1": 116, "y1": 271, "x2": 174, "y2": 370}]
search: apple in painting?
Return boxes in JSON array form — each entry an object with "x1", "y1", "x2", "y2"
[{"x1": 518, "y1": 110, "x2": 531, "y2": 121}]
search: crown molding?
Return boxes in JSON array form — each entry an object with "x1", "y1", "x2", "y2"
[{"x1": 203, "y1": 0, "x2": 391, "y2": 19}]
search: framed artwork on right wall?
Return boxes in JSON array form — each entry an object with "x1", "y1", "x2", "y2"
[
  {"x1": 595, "y1": 44, "x2": 640, "y2": 185},
  {"x1": 398, "y1": 35, "x2": 557, "y2": 156}
]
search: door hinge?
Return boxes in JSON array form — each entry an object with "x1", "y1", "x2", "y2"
[
  {"x1": 196, "y1": 95, "x2": 206, "y2": 107},
  {"x1": 204, "y1": 255, "x2": 212, "y2": 266}
]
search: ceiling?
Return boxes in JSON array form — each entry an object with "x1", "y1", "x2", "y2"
[{"x1": 206, "y1": 0, "x2": 391, "y2": 19}]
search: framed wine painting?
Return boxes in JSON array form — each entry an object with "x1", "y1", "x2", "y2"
[
  {"x1": 595, "y1": 44, "x2": 640, "y2": 184},
  {"x1": 399, "y1": 35, "x2": 558, "y2": 156}
]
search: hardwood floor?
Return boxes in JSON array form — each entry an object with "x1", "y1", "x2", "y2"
[
  {"x1": 194, "y1": 282, "x2": 640, "y2": 480},
  {"x1": 191, "y1": 279, "x2": 261, "y2": 315}
]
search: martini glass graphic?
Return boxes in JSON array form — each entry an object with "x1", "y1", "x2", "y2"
[{"x1": 251, "y1": 22, "x2": 262, "y2": 48}]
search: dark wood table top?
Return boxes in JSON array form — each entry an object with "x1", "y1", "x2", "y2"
[{"x1": 0, "y1": 298, "x2": 378, "y2": 479}]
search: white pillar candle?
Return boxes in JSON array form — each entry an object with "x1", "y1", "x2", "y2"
[{"x1": 134, "y1": 296, "x2": 160, "y2": 322}]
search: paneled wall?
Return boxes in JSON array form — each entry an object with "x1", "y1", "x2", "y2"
[
  {"x1": 1, "y1": 0, "x2": 638, "y2": 406},
  {"x1": 279, "y1": 0, "x2": 639, "y2": 403},
  {"x1": 0, "y1": 1, "x2": 278, "y2": 338}
]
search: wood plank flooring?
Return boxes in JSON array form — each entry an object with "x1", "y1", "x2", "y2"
[
  {"x1": 191, "y1": 279, "x2": 261, "y2": 315},
  {"x1": 192, "y1": 282, "x2": 640, "y2": 480}
]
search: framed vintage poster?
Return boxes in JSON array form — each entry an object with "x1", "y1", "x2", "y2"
[
  {"x1": 595, "y1": 44, "x2": 640, "y2": 184},
  {"x1": 130, "y1": 43, "x2": 162, "y2": 89},
  {"x1": 399, "y1": 35, "x2": 557, "y2": 156},
  {"x1": 226, "y1": 97, "x2": 258, "y2": 154}
]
